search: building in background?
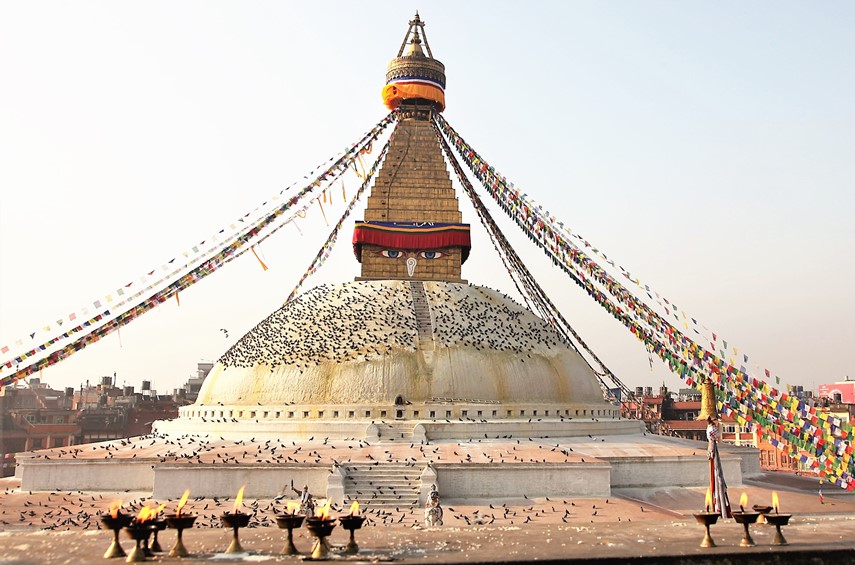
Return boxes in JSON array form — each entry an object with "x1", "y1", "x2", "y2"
[
  {"x1": 0, "y1": 362, "x2": 213, "y2": 476},
  {"x1": 620, "y1": 379, "x2": 854, "y2": 475}
]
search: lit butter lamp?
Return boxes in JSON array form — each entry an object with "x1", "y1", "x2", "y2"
[
  {"x1": 147, "y1": 504, "x2": 167, "y2": 554},
  {"x1": 124, "y1": 504, "x2": 163, "y2": 563},
  {"x1": 339, "y1": 501, "x2": 366, "y2": 555},
  {"x1": 165, "y1": 489, "x2": 197, "y2": 557},
  {"x1": 275, "y1": 501, "x2": 305, "y2": 555},
  {"x1": 731, "y1": 493, "x2": 761, "y2": 547},
  {"x1": 101, "y1": 500, "x2": 132, "y2": 559},
  {"x1": 220, "y1": 485, "x2": 251, "y2": 554},
  {"x1": 692, "y1": 489, "x2": 720, "y2": 548},
  {"x1": 305, "y1": 499, "x2": 336, "y2": 560},
  {"x1": 764, "y1": 492, "x2": 792, "y2": 546}
]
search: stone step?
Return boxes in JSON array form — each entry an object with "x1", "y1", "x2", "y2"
[
  {"x1": 345, "y1": 481, "x2": 419, "y2": 487},
  {"x1": 344, "y1": 500, "x2": 419, "y2": 508},
  {"x1": 345, "y1": 489, "x2": 420, "y2": 497},
  {"x1": 345, "y1": 466, "x2": 419, "y2": 473},
  {"x1": 346, "y1": 492, "x2": 419, "y2": 498},
  {"x1": 345, "y1": 475, "x2": 420, "y2": 482},
  {"x1": 343, "y1": 467, "x2": 420, "y2": 474}
]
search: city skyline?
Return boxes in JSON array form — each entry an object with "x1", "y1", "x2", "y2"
[{"x1": 1, "y1": 2, "x2": 853, "y2": 394}]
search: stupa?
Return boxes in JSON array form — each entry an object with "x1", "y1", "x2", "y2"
[
  {"x1": 18, "y1": 14, "x2": 759, "y2": 502},
  {"x1": 155, "y1": 12, "x2": 627, "y2": 441}
]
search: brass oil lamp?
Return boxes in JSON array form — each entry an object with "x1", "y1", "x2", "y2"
[
  {"x1": 165, "y1": 489, "x2": 197, "y2": 557},
  {"x1": 101, "y1": 500, "x2": 132, "y2": 558},
  {"x1": 764, "y1": 491, "x2": 793, "y2": 545},
  {"x1": 275, "y1": 501, "x2": 305, "y2": 555},
  {"x1": 124, "y1": 505, "x2": 157, "y2": 563},
  {"x1": 338, "y1": 501, "x2": 366, "y2": 555},
  {"x1": 220, "y1": 485, "x2": 251, "y2": 554},
  {"x1": 691, "y1": 489, "x2": 720, "y2": 548},
  {"x1": 731, "y1": 493, "x2": 760, "y2": 547},
  {"x1": 304, "y1": 499, "x2": 336, "y2": 560}
]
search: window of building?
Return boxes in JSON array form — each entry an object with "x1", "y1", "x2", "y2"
[
  {"x1": 462, "y1": 410, "x2": 468, "y2": 417},
  {"x1": 318, "y1": 411, "x2": 324, "y2": 418},
  {"x1": 288, "y1": 411, "x2": 294, "y2": 418},
  {"x1": 445, "y1": 410, "x2": 451, "y2": 418},
  {"x1": 348, "y1": 411, "x2": 355, "y2": 418},
  {"x1": 333, "y1": 411, "x2": 339, "y2": 418},
  {"x1": 429, "y1": 411, "x2": 436, "y2": 418},
  {"x1": 413, "y1": 411, "x2": 419, "y2": 418},
  {"x1": 477, "y1": 410, "x2": 483, "y2": 417},
  {"x1": 380, "y1": 410, "x2": 387, "y2": 418},
  {"x1": 303, "y1": 411, "x2": 309, "y2": 418},
  {"x1": 365, "y1": 410, "x2": 371, "y2": 418}
]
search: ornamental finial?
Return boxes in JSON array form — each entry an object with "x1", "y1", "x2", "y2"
[{"x1": 383, "y1": 14, "x2": 446, "y2": 112}]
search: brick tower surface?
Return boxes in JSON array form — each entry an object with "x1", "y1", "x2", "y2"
[
  {"x1": 358, "y1": 117, "x2": 466, "y2": 282},
  {"x1": 354, "y1": 14, "x2": 470, "y2": 283}
]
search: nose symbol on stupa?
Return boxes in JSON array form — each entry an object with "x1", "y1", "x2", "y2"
[{"x1": 406, "y1": 257, "x2": 417, "y2": 277}]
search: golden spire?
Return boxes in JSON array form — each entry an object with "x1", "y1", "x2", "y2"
[
  {"x1": 698, "y1": 377, "x2": 718, "y2": 421},
  {"x1": 382, "y1": 13, "x2": 446, "y2": 112}
]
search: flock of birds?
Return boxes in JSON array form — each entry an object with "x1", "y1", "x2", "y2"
[
  {"x1": 217, "y1": 280, "x2": 571, "y2": 373},
  {"x1": 29, "y1": 432, "x2": 600, "y2": 468},
  {"x1": 0, "y1": 487, "x2": 647, "y2": 532},
  {"x1": 218, "y1": 281, "x2": 420, "y2": 370},
  {"x1": 2, "y1": 431, "x2": 646, "y2": 532},
  {"x1": 424, "y1": 283, "x2": 565, "y2": 352}
]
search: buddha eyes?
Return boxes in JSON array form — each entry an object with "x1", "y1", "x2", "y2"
[{"x1": 378, "y1": 250, "x2": 445, "y2": 259}]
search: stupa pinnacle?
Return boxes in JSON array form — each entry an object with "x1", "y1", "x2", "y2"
[
  {"x1": 381, "y1": 12, "x2": 446, "y2": 113},
  {"x1": 354, "y1": 13, "x2": 468, "y2": 282}
]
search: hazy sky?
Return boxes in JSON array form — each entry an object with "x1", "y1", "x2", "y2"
[{"x1": 1, "y1": 1, "x2": 853, "y2": 395}]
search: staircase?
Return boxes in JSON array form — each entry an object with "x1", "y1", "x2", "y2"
[
  {"x1": 342, "y1": 462, "x2": 421, "y2": 509},
  {"x1": 409, "y1": 281, "x2": 434, "y2": 351},
  {"x1": 376, "y1": 421, "x2": 415, "y2": 442}
]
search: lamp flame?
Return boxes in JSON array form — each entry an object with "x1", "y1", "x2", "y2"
[
  {"x1": 153, "y1": 503, "x2": 166, "y2": 517},
  {"x1": 316, "y1": 498, "x2": 331, "y2": 520},
  {"x1": 772, "y1": 491, "x2": 780, "y2": 513},
  {"x1": 136, "y1": 504, "x2": 153, "y2": 523},
  {"x1": 349, "y1": 500, "x2": 359, "y2": 516},
  {"x1": 704, "y1": 489, "x2": 712, "y2": 512},
  {"x1": 286, "y1": 501, "x2": 301, "y2": 515},
  {"x1": 108, "y1": 499, "x2": 122, "y2": 519},
  {"x1": 233, "y1": 485, "x2": 245, "y2": 514},
  {"x1": 176, "y1": 489, "x2": 190, "y2": 516},
  {"x1": 739, "y1": 492, "x2": 748, "y2": 511}
]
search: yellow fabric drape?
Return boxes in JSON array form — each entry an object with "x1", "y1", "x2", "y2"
[{"x1": 381, "y1": 83, "x2": 445, "y2": 111}]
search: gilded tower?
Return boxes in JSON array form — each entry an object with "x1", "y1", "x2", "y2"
[{"x1": 353, "y1": 13, "x2": 470, "y2": 283}]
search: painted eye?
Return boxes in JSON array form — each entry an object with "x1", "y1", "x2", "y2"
[
  {"x1": 419, "y1": 251, "x2": 445, "y2": 259},
  {"x1": 380, "y1": 250, "x2": 402, "y2": 258}
]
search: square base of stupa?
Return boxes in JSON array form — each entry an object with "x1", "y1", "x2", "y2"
[{"x1": 15, "y1": 417, "x2": 759, "y2": 504}]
